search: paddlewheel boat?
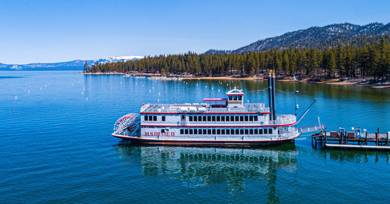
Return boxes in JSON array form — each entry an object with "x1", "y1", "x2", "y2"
[{"x1": 113, "y1": 70, "x2": 306, "y2": 147}]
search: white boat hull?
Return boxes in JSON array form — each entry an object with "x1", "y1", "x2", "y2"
[{"x1": 112, "y1": 132, "x2": 300, "y2": 147}]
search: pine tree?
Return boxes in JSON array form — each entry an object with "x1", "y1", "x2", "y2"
[{"x1": 282, "y1": 52, "x2": 290, "y2": 75}]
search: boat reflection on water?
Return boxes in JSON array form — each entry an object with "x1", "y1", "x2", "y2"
[{"x1": 115, "y1": 143, "x2": 297, "y2": 201}]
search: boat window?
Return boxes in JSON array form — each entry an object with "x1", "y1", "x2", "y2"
[
  {"x1": 231, "y1": 116, "x2": 234, "y2": 121},
  {"x1": 231, "y1": 129, "x2": 234, "y2": 135},
  {"x1": 238, "y1": 96, "x2": 242, "y2": 100},
  {"x1": 208, "y1": 129, "x2": 211, "y2": 134},
  {"x1": 161, "y1": 129, "x2": 165, "y2": 133},
  {"x1": 181, "y1": 115, "x2": 186, "y2": 120},
  {"x1": 259, "y1": 129, "x2": 263, "y2": 134},
  {"x1": 203, "y1": 129, "x2": 207, "y2": 134},
  {"x1": 264, "y1": 129, "x2": 268, "y2": 134},
  {"x1": 226, "y1": 129, "x2": 230, "y2": 134},
  {"x1": 185, "y1": 129, "x2": 189, "y2": 134},
  {"x1": 269, "y1": 128, "x2": 273, "y2": 134},
  {"x1": 221, "y1": 116, "x2": 225, "y2": 121},
  {"x1": 240, "y1": 116, "x2": 244, "y2": 121},
  {"x1": 244, "y1": 129, "x2": 248, "y2": 135},
  {"x1": 202, "y1": 116, "x2": 207, "y2": 121},
  {"x1": 240, "y1": 129, "x2": 244, "y2": 134},
  {"x1": 254, "y1": 129, "x2": 258, "y2": 134},
  {"x1": 144, "y1": 115, "x2": 148, "y2": 121},
  {"x1": 153, "y1": 116, "x2": 157, "y2": 121},
  {"x1": 249, "y1": 129, "x2": 253, "y2": 134},
  {"x1": 217, "y1": 129, "x2": 220, "y2": 135},
  {"x1": 189, "y1": 116, "x2": 193, "y2": 121},
  {"x1": 162, "y1": 116, "x2": 166, "y2": 121},
  {"x1": 222, "y1": 129, "x2": 225, "y2": 134},
  {"x1": 229, "y1": 96, "x2": 232, "y2": 100},
  {"x1": 212, "y1": 129, "x2": 216, "y2": 134},
  {"x1": 235, "y1": 129, "x2": 239, "y2": 134},
  {"x1": 198, "y1": 116, "x2": 202, "y2": 121},
  {"x1": 216, "y1": 116, "x2": 220, "y2": 121},
  {"x1": 194, "y1": 116, "x2": 198, "y2": 122},
  {"x1": 207, "y1": 116, "x2": 211, "y2": 121},
  {"x1": 194, "y1": 129, "x2": 198, "y2": 134},
  {"x1": 244, "y1": 116, "x2": 249, "y2": 121},
  {"x1": 189, "y1": 129, "x2": 193, "y2": 134},
  {"x1": 180, "y1": 129, "x2": 184, "y2": 134},
  {"x1": 212, "y1": 116, "x2": 216, "y2": 121},
  {"x1": 226, "y1": 116, "x2": 230, "y2": 121},
  {"x1": 254, "y1": 116, "x2": 258, "y2": 121},
  {"x1": 235, "y1": 116, "x2": 239, "y2": 121},
  {"x1": 249, "y1": 116, "x2": 253, "y2": 121},
  {"x1": 148, "y1": 116, "x2": 152, "y2": 121}
]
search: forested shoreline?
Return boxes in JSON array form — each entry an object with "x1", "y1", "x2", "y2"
[{"x1": 86, "y1": 37, "x2": 390, "y2": 82}]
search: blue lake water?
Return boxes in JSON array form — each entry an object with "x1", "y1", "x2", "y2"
[{"x1": 1, "y1": 71, "x2": 390, "y2": 204}]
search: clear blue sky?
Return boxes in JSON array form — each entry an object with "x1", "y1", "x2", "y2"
[{"x1": 1, "y1": 0, "x2": 390, "y2": 64}]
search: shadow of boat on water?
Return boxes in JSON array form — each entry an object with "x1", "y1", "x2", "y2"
[{"x1": 115, "y1": 143, "x2": 297, "y2": 203}]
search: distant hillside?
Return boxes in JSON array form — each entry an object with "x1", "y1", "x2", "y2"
[
  {"x1": 0, "y1": 60, "x2": 92, "y2": 71},
  {"x1": 206, "y1": 22, "x2": 390, "y2": 54},
  {"x1": 0, "y1": 56, "x2": 143, "y2": 71}
]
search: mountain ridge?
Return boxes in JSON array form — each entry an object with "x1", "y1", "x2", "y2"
[{"x1": 206, "y1": 22, "x2": 390, "y2": 54}]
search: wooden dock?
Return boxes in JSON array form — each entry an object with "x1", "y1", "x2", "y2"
[{"x1": 312, "y1": 128, "x2": 390, "y2": 150}]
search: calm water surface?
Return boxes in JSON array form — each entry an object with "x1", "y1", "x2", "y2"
[{"x1": 0, "y1": 71, "x2": 389, "y2": 204}]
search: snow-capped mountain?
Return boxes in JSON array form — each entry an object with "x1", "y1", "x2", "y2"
[
  {"x1": 0, "y1": 56, "x2": 143, "y2": 71},
  {"x1": 205, "y1": 22, "x2": 390, "y2": 54},
  {"x1": 93, "y1": 56, "x2": 144, "y2": 64}
]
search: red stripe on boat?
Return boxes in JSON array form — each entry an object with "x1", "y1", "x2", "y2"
[
  {"x1": 140, "y1": 111, "x2": 271, "y2": 115},
  {"x1": 202, "y1": 98, "x2": 226, "y2": 101}
]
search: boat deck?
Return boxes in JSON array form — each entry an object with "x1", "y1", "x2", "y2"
[{"x1": 141, "y1": 103, "x2": 270, "y2": 114}]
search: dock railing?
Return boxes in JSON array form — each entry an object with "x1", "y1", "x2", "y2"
[{"x1": 312, "y1": 129, "x2": 390, "y2": 150}]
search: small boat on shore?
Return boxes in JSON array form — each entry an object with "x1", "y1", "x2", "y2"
[{"x1": 113, "y1": 70, "x2": 311, "y2": 147}]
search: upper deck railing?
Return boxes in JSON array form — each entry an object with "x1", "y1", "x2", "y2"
[
  {"x1": 274, "y1": 115, "x2": 296, "y2": 125},
  {"x1": 141, "y1": 103, "x2": 269, "y2": 114}
]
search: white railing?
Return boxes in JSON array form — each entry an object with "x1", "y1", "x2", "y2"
[{"x1": 275, "y1": 115, "x2": 296, "y2": 125}]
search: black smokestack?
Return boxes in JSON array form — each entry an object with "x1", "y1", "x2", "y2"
[
  {"x1": 267, "y1": 69, "x2": 276, "y2": 121},
  {"x1": 268, "y1": 70, "x2": 273, "y2": 120},
  {"x1": 271, "y1": 70, "x2": 276, "y2": 121}
]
